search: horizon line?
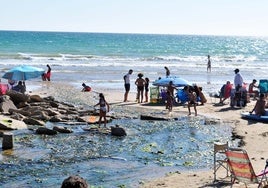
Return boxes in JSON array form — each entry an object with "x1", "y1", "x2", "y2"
[{"x1": 0, "y1": 29, "x2": 267, "y2": 38}]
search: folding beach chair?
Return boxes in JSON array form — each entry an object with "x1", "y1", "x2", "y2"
[
  {"x1": 214, "y1": 142, "x2": 229, "y2": 182},
  {"x1": 225, "y1": 148, "x2": 268, "y2": 188}
]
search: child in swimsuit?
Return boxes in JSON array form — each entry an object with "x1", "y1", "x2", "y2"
[
  {"x1": 94, "y1": 93, "x2": 110, "y2": 127},
  {"x1": 166, "y1": 91, "x2": 174, "y2": 112},
  {"x1": 187, "y1": 87, "x2": 197, "y2": 116}
]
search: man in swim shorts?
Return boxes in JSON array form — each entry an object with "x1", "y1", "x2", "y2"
[{"x1": 123, "y1": 69, "x2": 133, "y2": 102}]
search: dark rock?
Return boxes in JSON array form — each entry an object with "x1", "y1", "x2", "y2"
[
  {"x1": 43, "y1": 96, "x2": 55, "y2": 101},
  {"x1": 66, "y1": 109, "x2": 78, "y2": 115},
  {"x1": 9, "y1": 108, "x2": 31, "y2": 116},
  {"x1": 29, "y1": 95, "x2": 43, "y2": 102},
  {"x1": 61, "y1": 175, "x2": 88, "y2": 188},
  {"x1": 76, "y1": 116, "x2": 87, "y2": 122},
  {"x1": 36, "y1": 127, "x2": 57, "y2": 135},
  {"x1": 23, "y1": 117, "x2": 45, "y2": 126},
  {"x1": 140, "y1": 115, "x2": 169, "y2": 121},
  {"x1": 49, "y1": 116, "x2": 63, "y2": 122},
  {"x1": 111, "y1": 125, "x2": 127, "y2": 136},
  {"x1": 6, "y1": 90, "x2": 30, "y2": 106},
  {"x1": 53, "y1": 126, "x2": 73, "y2": 133},
  {"x1": 44, "y1": 109, "x2": 60, "y2": 116},
  {"x1": 16, "y1": 102, "x2": 29, "y2": 108},
  {"x1": 50, "y1": 101, "x2": 59, "y2": 108}
]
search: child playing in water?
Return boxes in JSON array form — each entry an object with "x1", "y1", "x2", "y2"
[
  {"x1": 94, "y1": 93, "x2": 110, "y2": 128},
  {"x1": 187, "y1": 86, "x2": 197, "y2": 116},
  {"x1": 166, "y1": 91, "x2": 174, "y2": 112}
]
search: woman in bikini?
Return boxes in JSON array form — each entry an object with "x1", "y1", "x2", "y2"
[
  {"x1": 135, "y1": 73, "x2": 146, "y2": 103},
  {"x1": 94, "y1": 93, "x2": 110, "y2": 127},
  {"x1": 250, "y1": 93, "x2": 266, "y2": 116}
]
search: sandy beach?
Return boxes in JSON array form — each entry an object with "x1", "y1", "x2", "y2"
[
  {"x1": 1, "y1": 81, "x2": 268, "y2": 187},
  {"x1": 97, "y1": 89, "x2": 268, "y2": 188}
]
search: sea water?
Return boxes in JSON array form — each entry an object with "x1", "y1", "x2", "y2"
[
  {"x1": 0, "y1": 31, "x2": 267, "y2": 187},
  {"x1": 0, "y1": 31, "x2": 268, "y2": 94}
]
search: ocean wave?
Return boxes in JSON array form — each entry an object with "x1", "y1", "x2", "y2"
[
  {"x1": 144, "y1": 54, "x2": 258, "y2": 63},
  {"x1": 0, "y1": 52, "x2": 261, "y2": 64}
]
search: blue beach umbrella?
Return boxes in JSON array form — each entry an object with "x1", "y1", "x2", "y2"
[
  {"x1": 2, "y1": 65, "x2": 45, "y2": 81},
  {"x1": 152, "y1": 76, "x2": 191, "y2": 87}
]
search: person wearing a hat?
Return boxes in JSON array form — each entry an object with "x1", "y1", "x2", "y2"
[{"x1": 234, "y1": 68, "x2": 244, "y2": 91}]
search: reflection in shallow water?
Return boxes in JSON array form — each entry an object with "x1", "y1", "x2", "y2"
[{"x1": 0, "y1": 117, "x2": 233, "y2": 187}]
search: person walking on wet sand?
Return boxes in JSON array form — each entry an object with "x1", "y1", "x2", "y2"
[
  {"x1": 94, "y1": 93, "x2": 110, "y2": 128},
  {"x1": 123, "y1": 69, "x2": 133, "y2": 102},
  {"x1": 207, "y1": 55, "x2": 211, "y2": 72}
]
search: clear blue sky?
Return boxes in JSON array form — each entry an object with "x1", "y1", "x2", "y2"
[{"x1": 1, "y1": 0, "x2": 268, "y2": 36}]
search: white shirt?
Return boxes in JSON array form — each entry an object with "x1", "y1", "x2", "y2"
[
  {"x1": 124, "y1": 73, "x2": 131, "y2": 84},
  {"x1": 234, "y1": 73, "x2": 243, "y2": 87}
]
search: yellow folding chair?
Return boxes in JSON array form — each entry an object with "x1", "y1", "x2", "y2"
[{"x1": 225, "y1": 148, "x2": 268, "y2": 188}]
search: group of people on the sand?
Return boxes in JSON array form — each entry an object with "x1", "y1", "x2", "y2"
[
  {"x1": 122, "y1": 67, "x2": 208, "y2": 116},
  {"x1": 123, "y1": 69, "x2": 150, "y2": 103},
  {"x1": 218, "y1": 68, "x2": 267, "y2": 116},
  {"x1": 5, "y1": 64, "x2": 52, "y2": 95}
]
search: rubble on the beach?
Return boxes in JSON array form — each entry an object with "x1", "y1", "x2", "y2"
[
  {"x1": 0, "y1": 92, "x2": 112, "y2": 132},
  {"x1": 0, "y1": 91, "x2": 130, "y2": 137}
]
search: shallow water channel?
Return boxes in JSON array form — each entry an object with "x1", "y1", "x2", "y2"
[{"x1": 0, "y1": 116, "x2": 233, "y2": 188}]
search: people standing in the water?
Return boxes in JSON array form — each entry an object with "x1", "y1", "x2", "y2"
[{"x1": 207, "y1": 55, "x2": 211, "y2": 72}]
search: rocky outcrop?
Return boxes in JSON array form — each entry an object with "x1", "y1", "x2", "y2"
[
  {"x1": 0, "y1": 93, "x2": 117, "y2": 135},
  {"x1": 6, "y1": 90, "x2": 30, "y2": 106},
  {"x1": 0, "y1": 95, "x2": 17, "y2": 113}
]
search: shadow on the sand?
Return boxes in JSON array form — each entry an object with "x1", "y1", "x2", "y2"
[
  {"x1": 109, "y1": 101, "x2": 137, "y2": 106},
  {"x1": 216, "y1": 106, "x2": 243, "y2": 112},
  {"x1": 199, "y1": 180, "x2": 232, "y2": 188},
  {"x1": 140, "y1": 102, "x2": 165, "y2": 107},
  {"x1": 213, "y1": 103, "x2": 227, "y2": 107},
  {"x1": 140, "y1": 102, "x2": 184, "y2": 107},
  {"x1": 241, "y1": 118, "x2": 261, "y2": 126}
]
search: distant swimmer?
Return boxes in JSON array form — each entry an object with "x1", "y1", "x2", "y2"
[
  {"x1": 207, "y1": 55, "x2": 211, "y2": 72},
  {"x1": 164, "y1": 66, "x2": 170, "y2": 77}
]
